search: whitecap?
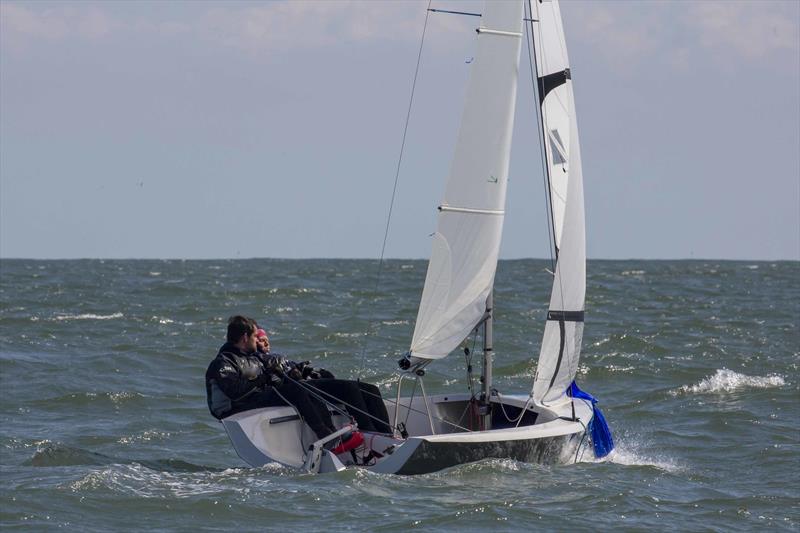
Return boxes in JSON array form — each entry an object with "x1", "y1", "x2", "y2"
[
  {"x1": 671, "y1": 368, "x2": 785, "y2": 395},
  {"x1": 117, "y1": 430, "x2": 171, "y2": 445},
  {"x1": 605, "y1": 365, "x2": 635, "y2": 373},
  {"x1": 331, "y1": 331, "x2": 364, "y2": 338},
  {"x1": 109, "y1": 391, "x2": 147, "y2": 405},
  {"x1": 53, "y1": 312, "x2": 123, "y2": 321},
  {"x1": 621, "y1": 270, "x2": 645, "y2": 276},
  {"x1": 68, "y1": 463, "x2": 259, "y2": 498}
]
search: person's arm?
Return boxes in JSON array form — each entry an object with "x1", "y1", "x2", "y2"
[{"x1": 215, "y1": 357, "x2": 278, "y2": 400}]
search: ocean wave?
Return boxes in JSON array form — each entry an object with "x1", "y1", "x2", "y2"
[
  {"x1": 67, "y1": 463, "x2": 279, "y2": 498},
  {"x1": 604, "y1": 365, "x2": 636, "y2": 373},
  {"x1": 117, "y1": 430, "x2": 171, "y2": 445},
  {"x1": 438, "y1": 458, "x2": 524, "y2": 477},
  {"x1": 671, "y1": 368, "x2": 785, "y2": 395},
  {"x1": 25, "y1": 441, "x2": 113, "y2": 467},
  {"x1": 597, "y1": 448, "x2": 681, "y2": 473},
  {"x1": 52, "y1": 312, "x2": 124, "y2": 321},
  {"x1": 329, "y1": 331, "x2": 365, "y2": 339},
  {"x1": 31, "y1": 391, "x2": 149, "y2": 408},
  {"x1": 266, "y1": 287, "x2": 322, "y2": 295}
]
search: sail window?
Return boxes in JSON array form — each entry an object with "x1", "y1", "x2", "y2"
[{"x1": 548, "y1": 129, "x2": 567, "y2": 165}]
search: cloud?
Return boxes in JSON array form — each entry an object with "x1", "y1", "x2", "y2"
[
  {"x1": 686, "y1": 1, "x2": 799, "y2": 59},
  {"x1": 0, "y1": 1, "x2": 480, "y2": 57},
  {"x1": 191, "y1": 1, "x2": 467, "y2": 54},
  {"x1": 0, "y1": 1, "x2": 449, "y2": 53},
  {"x1": 7, "y1": 0, "x2": 793, "y2": 65},
  {"x1": 0, "y1": 3, "x2": 118, "y2": 43},
  {"x1": 565, "y1": 0, "x2": 798, "y2": 71},
  {"x1": 0, "y1": 3, "x2": 68, "y2": 41}
]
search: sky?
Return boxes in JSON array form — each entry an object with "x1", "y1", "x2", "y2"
[{"x1": 1, "y1": 0, "x2": 798, "y2": 260}]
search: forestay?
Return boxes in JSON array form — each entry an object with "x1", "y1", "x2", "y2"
[
  {"x1": 530, "y1": 0, "x2": 587, "y2": 404},
  {"x1": 409, "y1": 1, "x2": 524, "y2": 361}
]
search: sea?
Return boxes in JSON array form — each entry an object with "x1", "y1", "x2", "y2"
[{"x1": 0, "y1": 259, "x2": 797, "y2": 531}]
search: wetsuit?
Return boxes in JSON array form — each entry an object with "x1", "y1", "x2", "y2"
[
  {"x1": 205, "y1": 342, "x2": 337, "y2": 440},
  {"x1": 300, "y1": 379, "x2": 392, "y2": 433},
  {"x1": 267, "y1": 356, "x2": 392, "y2": 433}
]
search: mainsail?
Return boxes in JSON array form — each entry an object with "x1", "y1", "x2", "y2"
[
  {"x1": 409, "y1": 1, "x2": 524, "y2": 361},
  {"x1": 530, "y1": 0, "x2": 587, "y2": 403}
]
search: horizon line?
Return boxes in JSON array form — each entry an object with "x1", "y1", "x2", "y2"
[{"x1": 1, "y1": 256, "x2": 798, "y2": 262}]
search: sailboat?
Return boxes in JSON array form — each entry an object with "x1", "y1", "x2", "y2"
[{"x1": 220, "y1": 0, "x2": 613, "y2": 475}]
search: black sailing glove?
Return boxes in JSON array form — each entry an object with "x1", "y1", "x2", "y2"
[
  {"x1": 316, "y1": 368, "x2": 335, "y2": 379},
  {"x1": 253, "y1": 370, "x2": 283, "y2": 388}
]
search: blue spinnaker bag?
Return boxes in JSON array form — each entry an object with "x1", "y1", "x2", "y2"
[{"x1": 568, "y1": 381, "x2": 615, "y2": 458}]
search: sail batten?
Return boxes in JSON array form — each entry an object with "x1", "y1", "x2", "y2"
[{"x1": 409, "y1": 1, "x2": 524, "y2": 361}]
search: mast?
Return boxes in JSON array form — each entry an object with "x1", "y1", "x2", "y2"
[{"x1": 481, "y1": 291, "x2": 493, "y2": 430}]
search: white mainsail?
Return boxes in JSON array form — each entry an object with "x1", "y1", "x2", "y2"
[
  {"x1": 409, "y1": 1, "x2": 524, "y2": 361},
  {"x1": 530, "y1": 0, "x2": 587, "y2": 403}
]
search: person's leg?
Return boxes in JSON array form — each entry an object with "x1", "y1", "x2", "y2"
[
  {"x1": 305, "y1": 379, "x2": 378, "y2": 432},
  {"x1": 263, "y1": 381, "x2": 337, "y2": 440}
]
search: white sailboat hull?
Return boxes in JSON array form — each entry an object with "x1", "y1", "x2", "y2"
[{"x1": 221, "y1": 394, "x2": 594, "y2": 475}]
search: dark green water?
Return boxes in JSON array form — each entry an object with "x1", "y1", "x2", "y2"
[{"x1": 1, "y1": 259, "x2": 797, "y2": 531}]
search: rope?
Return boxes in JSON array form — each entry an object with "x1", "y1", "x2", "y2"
[
  {"x1": 493, "y1": 391, "x2": 532, "y2": 425},
  {"x1": 290, "y1": 375, "x2": 391, "y2": 431},
  {"x1": 525, "y1": 0, "x2": 556, "y2": 275},
  {"x1": 357, "y1": 0, "x2": 433, "y2": 379},
  {"x1": 283, "y1": 373, "x2": 474, "y2": 435},
  {"x1": 280, "y1": 374, "x2": 353, "y2": 421},
  {"x1": 402, "y1": 377, "x2": 419, "y2": 428},
  {"x1": 573, "y1": 417, "x2": 588, "y2": 464},
  {"x1": 515, "y1": 393, "x2": 535, "y2": 428},
  {"x1": 340, "y1": 378, "x2": 474, "y2": 433},
  {"x1": 271, "y1": 386, "x2": 310, "y2": 451}
]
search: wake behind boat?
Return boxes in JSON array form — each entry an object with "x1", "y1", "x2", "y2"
[{"x1": 220, "y1": 0, "x2": 614, "y2": 475}]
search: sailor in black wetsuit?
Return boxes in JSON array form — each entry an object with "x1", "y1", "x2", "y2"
[{"x1": 205, "y1": 315, "x2": 342, "y2": 443}]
